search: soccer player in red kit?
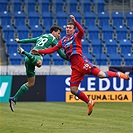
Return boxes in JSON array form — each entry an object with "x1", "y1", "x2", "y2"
[{"x1": 31, "y1": 15, "x2": 130, "y2": 115}]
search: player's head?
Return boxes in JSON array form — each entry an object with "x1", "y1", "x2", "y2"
[
  {"x1": 66, "y1": 22, "x2": 76, "y2": 36},
  {"x1": 50, "y1": 26, "x2": 62, "y2": 39}
]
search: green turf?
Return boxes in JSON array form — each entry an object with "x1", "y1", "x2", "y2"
[{"x1": 0, "y1": 102, "x2": 132, "y2": 133}]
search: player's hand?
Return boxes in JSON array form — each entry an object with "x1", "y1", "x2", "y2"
[
  {"x1": 15, "y1": 38, "x2": 19, "y2": 42},
  {"x1": 31, "y1": 49, "x2": 39, "y2": 54},
  {"x1": 70, "y1": 15, "x2": 76, "y2": 22}
]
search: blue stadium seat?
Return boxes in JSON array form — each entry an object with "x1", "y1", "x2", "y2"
[
  {"x1": 17, "y1": 25, "x2": 29, "y2": 39},
  {"x1": 109, "y1": 54, "x2": 122, "y2": 66},
  {"x1": 3, "y1": 25, "x2": 15, "y2": 41},
  {"x1": 112, "y1": 12, "x2": 124, "y2": 27},
  {"x1": 80, "y1": 0, "x2": 91, "y2": 13},
  {"x1": 91, "y1": 39, "x2": 103, "y2": 54},
  {"x1": 130, "y1": 27, "x2": 133, "y2": 40},
  {"x1": 11, "y1": 0, "x2": 22, "y2": 12},
  {"x1": 66, "y1": 0, "x2": 78, "y2": 13},
  {"x1": 6, "y1": 40, "x2": 18, "y2": 54},
  {"x1": 70, "y1": 12, "x2": 82, "y2": 23},
  {"x1": 1, "y1": 11, "x2": 12, "y2": 26},
  {"x1": 14, "y1": 11, "x2": 26, "y2": 26},
  {"x1": 105, "y1": 39, "x2": 118, "y2": 54},
  {"x1": 95, "y1": 54, "x2": 108, "y2": 65},
  {"x1": 42, "y1": 12, "x2": 54, "y2": 28},
  {"x1": 119, "y1": 39, "x2": 131, "y2": 54},
  {"x1": 52, "y1": 52, "x2": 64, "y2": 65},
  {"x1": 25, "y1": 0, "x2": 36, "y2": 12},
  {"x1": 102, "y1": 26, "x2": 114, "y2": 40},
  {"x1": 88, "y1": 26, "x2": 100, "y2": 40},
  {"x1": 56, "y1": 12, "x2": 68, "y2": 27},
  {"x1": 0, "y1": 1, "x2": 8, "y2": 12},
  {"x1": 43, "y1": 54, "x2": 51, "y2": 65},
  {"x1": 38, "y1": 0, "x2": 50, "y2": 12},
  {"x1": 30, "y1": 25, "x2": 43, "y2": 38},
  {"x1": 83, "y1": 53, "x2": 93, "y2": 62},
  {"x1": 84, "y1": 12, "x2": 96, "y2": 26},
  {"x1": 82, "y1": 39, "x2": 89, "y2": 53},
  {"x1": 20, "y1": 44, "x2": 33, "y2": 53},
  {"x1": 98, "y1": 12, "x2": 110, "y2": 27},
  {"x1": 9, "y1": 53, "x2": 22, "y2": 65},
  {"x1": 60, "y1": 27, "x2": 66, "y2": 38},
  {"x1": 126, "y1": 12, "x2": 133, "y2": 27},
  {"x1": 123, "y1": 54, "x2": 133, "y2": 66},
  {"x1": 93, "y1": 0, "x2": 105, "y2": 13},
  {"x1": 115, "y1": 26, "x2": 128, "y2": 40},
  {"x1": 52, "y1": 0, "x2": 64, "y2": 13},
  {"x1": 28, "y1": 12, "x2": 40, "y2": 26}
]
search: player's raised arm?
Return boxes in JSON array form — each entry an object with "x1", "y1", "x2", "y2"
[{"x1": 70, "y1": 15, "x2": 84, "y2": 37}]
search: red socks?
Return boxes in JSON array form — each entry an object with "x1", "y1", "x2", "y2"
[
  {"x1": 106, "y1": 71, "x2": 118, "y2": 78},
  {"x1": 76, "y1": 90, "x2": 89, "y2": 103}
]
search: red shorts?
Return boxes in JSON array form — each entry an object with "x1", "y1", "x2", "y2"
[{"x1": 70, "y1": 54, "x2": 100, "y2": 87}]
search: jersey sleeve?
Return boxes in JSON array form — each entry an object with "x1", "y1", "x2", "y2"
[
  {"x1": 57, "y1": 49, "x2": 68, "y2": 60},
  {"x1": 74, "y1": 21, "x2": 84, "y2": 38},
  {"x1": 18, "y1": 37, "x2": 39, "y2": 43}
]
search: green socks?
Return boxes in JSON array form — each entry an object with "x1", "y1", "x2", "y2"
[{"x1": 14, "y1": 84, "x2": 29, "y2": 101}]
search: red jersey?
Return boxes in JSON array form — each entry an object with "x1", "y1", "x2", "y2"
[{"x1": 38, "y1": 21, "x2": 84, "y2": 60}]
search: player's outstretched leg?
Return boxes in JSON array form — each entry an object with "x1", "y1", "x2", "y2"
[
  {"x1": 9, "y1": 97, "x2": 16, "y2": 112},
  {"x1": 117, "y1": 72, "x2": 130, "y2": 80},
  {"x1": 17, "y1": 46, "x2": 24, "y2": 54}
]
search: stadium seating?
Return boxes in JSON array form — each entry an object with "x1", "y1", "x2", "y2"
[
  {"x1": 0, "y1": 0, "x2": 8, "y2": 12},
  {"x1": 1, "y1": 11, "x2": 12, "y2": 26},
  {"x1": 123, "y1": 54, "x2": 133, "y2": 65},
  {"x1": 95, "y1": 54, "x2": 108, "y2": 65},
  {"x1": 30, "y1": 25, "x2": 43, "y2": 38},
  {"x1": 1, "y1": 0, "x2": 132, "y2": 66},
  {"x1": 52, "y1": 52, "x2": 65, "y2": 65},
  {"x1": 52, "y1": 0, "x2": 64, "y2": 13},
  {"x1": 98, "y1": 12, "x2": 110, "y2": 27},
  {"x1": 3, "y1": 25, "x2": 15, "y2": 41},
  {"x1": 102, "y1": 26, "x2": 114, "y2": 40},
  {"x1": 93, "y1": 0, "x2": 105, "y2": 13},
  {"x1": 115, "y1": 26, "x2": 128, "y2": 40},
  {"x1": 109, "y1": 54, "x2": 122, "y2": 66},
  {"x1": 119, "y1": 39, "x2": 132, "y2": 54},
  {"x1": 28, "y1": 12, "x2": 40, "y2": 26},
  {"x1": 14, "y1": 11, "x2": 26, "y2": 26},
  {"x1": 17, "y1": 25, "x2": 29, "y2": 39},
  {"x1": 9, "y1": 53, "x2": 22, "y2": 65},
  {"x1": 38, "y1": 0, "x2": 50, "y2": 13},
  {"x1": 80, "y1": 0, "x2": 91, "y2": 13},
  {"x1": 43, "y1": 54, "x2": 52, "y2": 65},
  {"x1": 11, "y1": 0, "x2": 22, "y2": 12},
  {"x1": 56, "y1": 12, "x2": 68, "y2": 27},
  {"x1": 87, "y1": 26, "x2": 100, "y2": 40},
  {"x1": 112, "y1": 12, "x2": 124, "y2": 27},
  {"x1": 84, "y1": 12, "x2": 96, "y2": 27},
  {"x1": 91, "y1": 39, "x2": 103, "y2": 54},
  {"x1": 105, "y1": 39, "x2": 118, "y2": 54},
  {"x1": 126, "y1": 12, "x2": 133, "y2": 27}
]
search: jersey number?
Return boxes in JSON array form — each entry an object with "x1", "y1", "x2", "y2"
[{"x1": 37, "y1": 37, "x2": 48, "y2": 46}]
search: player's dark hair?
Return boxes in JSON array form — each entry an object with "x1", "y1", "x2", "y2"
[
  {"x1": 67, "y1": 22, "x2": 76, "y2": 29},
  {"x1": 50, "y1": 26, "x2": 62, "y2": 33}
]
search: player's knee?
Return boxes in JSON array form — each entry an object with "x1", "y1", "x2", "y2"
[
  {"x1": 27, "y1": 82, "x2": 35, "y2": 88},
  {"x1": 70, "y1": 86, "x2": 78, "y2": 95},
  {"x1": 36, "y1": 60, "x2": 42, "y2": 67},
  {"x1": 97, "y1": 71, "x2": 106, "y2": 78}
]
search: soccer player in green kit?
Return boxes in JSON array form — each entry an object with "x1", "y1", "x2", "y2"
[{"x1": 9, "y1": 26, "x2": 68, "y2": 112}]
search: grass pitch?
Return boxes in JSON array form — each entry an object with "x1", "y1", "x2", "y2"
[{"x1": 0, "y1": 102, "x2": 132, "y2": 133}]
